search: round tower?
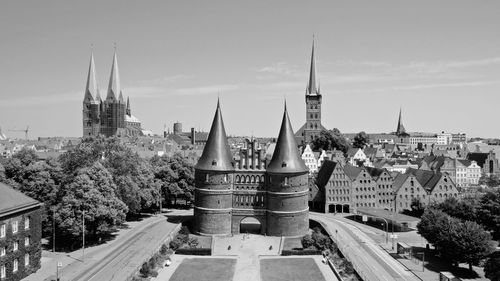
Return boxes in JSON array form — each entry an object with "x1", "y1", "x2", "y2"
[
  {"x1": 266, "y1": 104, "x2": 309, "y2": 237},
  {"x1": 194, "y1": 100, "x2": 234, "y2": 235}
]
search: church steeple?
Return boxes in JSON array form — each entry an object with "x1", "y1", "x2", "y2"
[
  {"x1": 267, "y1": 103, "x2": 308, "y2": 174},
  {"x1": 126, "y1": 97, "x2": 131, "y2": 116},
  {"x1": 84, "y1": 51, "x2": 99, "y2": 103},
  {"x1": 306, "y1": 37, "x2": 319, "y2": 96},
  {"x1": 107, "y1": 51, "x2": 121, "y2": 101},
  {"x1": 396, "y1": 107, "x2": 406, "y2": 136},
  {"x1": 195, "y1": 99, "x2": 234, "y2": 171}
]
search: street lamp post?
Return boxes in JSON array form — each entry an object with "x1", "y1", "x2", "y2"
[{"x1": 82, "y1": 210, "x2": 85, "y2": 262}]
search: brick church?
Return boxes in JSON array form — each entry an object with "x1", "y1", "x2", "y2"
[
  {"x1": 82, "y1": 51, "x2": 144, "y2": 138},
  {"x1": 295, "y1": 39, "x2": 326, "y2": 145},
  {"x1": 193, "y1": 100, "x2": 309, "y2": 237}
]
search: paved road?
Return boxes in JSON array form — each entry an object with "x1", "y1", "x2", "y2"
[
  {"x1": 23, "y1": 210, "x2": 189, "y2": 281},
  {"x1": 310, "y1": 213, "x2": 420, "y2": 281}
]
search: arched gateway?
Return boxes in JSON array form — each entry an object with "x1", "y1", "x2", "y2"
[{"x1": 240, "y1": 217, "x2": 262, "y2": 234}]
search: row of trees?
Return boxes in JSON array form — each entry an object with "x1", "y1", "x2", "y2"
[
  {"x1": 0, "y1": 137, "x2": 195, "y2": 249},
  {"x1": 417, "y1": 193, "x2": 500, "y2": 276},
  {"x1": 311, "y1": 129, "x2": 369, "y2": 153}
]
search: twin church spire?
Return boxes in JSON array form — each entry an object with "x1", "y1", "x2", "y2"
[{"x1": 84, "y1": 48, "x2": 124, "y2": 104}]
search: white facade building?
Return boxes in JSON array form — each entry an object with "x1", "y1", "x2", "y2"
[{"x1": 301, "y1": 144, "x2": 318, "y2": 174}]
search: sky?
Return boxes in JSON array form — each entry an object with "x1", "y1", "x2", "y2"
[{"x1": 1, "y1": 1, "x2": 499, "y2": 139}]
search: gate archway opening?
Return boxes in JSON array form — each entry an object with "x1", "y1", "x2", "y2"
[{"x1": 240, "y1": 217, "x2": 261, "y2": 234}]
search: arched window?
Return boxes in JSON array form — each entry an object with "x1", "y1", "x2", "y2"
[{"x1": 235, "y1": 175, "x2": 240, "y2": 183}]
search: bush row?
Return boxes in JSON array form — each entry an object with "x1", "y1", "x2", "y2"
[{"x1": 282, "y1": 249, "x2": 322, "y2": 256}]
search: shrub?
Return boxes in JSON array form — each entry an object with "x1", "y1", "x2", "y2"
[
  {"x1": 169, "y1": 237, "x2": 184, "y2": 251},
  {"x1": 301, "y1": 235, "x2": 314, "y2": 249},
  {"x1": 139, "y1": 262, "x2": 152, "y2": 277},
  {"x1": 175, "y1": 248, "x2": 211, "y2": 255},
  {"x1": 188, "y1": 237, "x2": 199, "y2": 248},
  {"x1": 160, "y1": 243, "x2": 169, "y2": 255},
  {"x1": 282, "y1": 249, "x2": 322, "y2": 256}
]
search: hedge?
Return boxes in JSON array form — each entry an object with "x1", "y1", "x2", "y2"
[
  {"x1": 175, "y1": 248, "x2": 211, "y2": 256},
  {"x1": 281, "y1": 249, "x2": 322, "y2": 256}
]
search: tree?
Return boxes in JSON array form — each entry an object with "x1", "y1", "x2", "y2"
[
  {"x1": 479, "y1": 174, "x2": 500, "y2": 188},
  {"x1": 476, "y1": 189, "x2": 500, "y2": 241},
  {"x1": 454, "y1": 220, "x2": 495, "y2": 270},
  {"x1": 311, "y1": 129, "x2": 350, "y2": 153},
  {"x1": 485, "y1": 252, "x2": 500, "y2": 281},
  {"x1": 150, "y1": 154, "x2": 195, "y2": 207},
  {"x1": 435, "y1": 197, "x2": 478, "y2": 222},
  {"x1": 352, "y1": 131, "x2": 369, "y2": 149},
  {"x1": 402, "y1": 198, "x2": 425, "y2": 218},
  {"x1": 54, "y1": 162, "x2": 127, "y2": 246},
  {"x1": 418, "y1": 208, "x2": 495, "y2": 269}
]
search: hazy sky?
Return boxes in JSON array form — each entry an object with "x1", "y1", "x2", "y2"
[{"x1": 1, "y1": 1, "x2": 499, "y2": 139}]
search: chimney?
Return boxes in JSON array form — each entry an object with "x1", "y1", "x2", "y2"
[{"x1": 191, "y1": 128, "x2": 195, "y2": 145}]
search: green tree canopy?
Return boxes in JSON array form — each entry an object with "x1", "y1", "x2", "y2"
[
  {"x1": 352, "y1": 131, "x2": 369, "y2": 149},
  {"x1": 476, "y1": 189, "x2": 500, "y2": 241},
  {"x1": 485, "y1": 252, "x2": 500, "y2": 281},
  {"x1": 311, "y1": 129, "x2": 350, "y2": 153},
  {"x1": 54, "y1": 162, "x2": 127, "y2": 244}
]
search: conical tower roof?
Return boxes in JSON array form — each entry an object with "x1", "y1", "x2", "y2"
[
  {"x1": 107, "y1": 51, "x2": 121, "y2": 101},
  {"x1": 267, "y1": 103, "x2": 308, "y2": 174},
  {"x1": 84, "y1": 51, "x2": 99, "y2": 102},
  {"x1": 195, "y1": 100, "x2": 234, "y2": 171},
  {"x1": 306, "y1": 38, "x2": 319, "y2": 96},
  {"x1": 396, "y1": 107, "x2": 406, "y2": 135}
]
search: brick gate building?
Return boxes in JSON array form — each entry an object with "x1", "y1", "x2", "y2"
[{"x1": 193, "y1": 101, "x2": 309, "y2": 237}]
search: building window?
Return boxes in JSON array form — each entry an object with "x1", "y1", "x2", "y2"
[
  {"x1": 0, "y1": 247, "x2": 5, "y2": 257},
  {"x1": 25, "y1": 217, "x2": 30, "y2": 230},
  {"x1": 13, "y1": 259, "x2": 18, "y2": 272},
  {"x1": 1, "y1": 265, "x2": 5, "y2": 279},
  {"x1": 13, "y1": 241, "x2": 18, "y2": 252},
  {"x1": 25, "y1": 237, "x2": 30, "y2": 247},
  {"x1": 0, "y1": 224, "x2": 5, "y2": 238},
  {"x1": 25, "y1": 254, "x2": 30, "y2": 266},
  {"x1": 12, "y1": 221, "x2": 18, "y2": 234}
]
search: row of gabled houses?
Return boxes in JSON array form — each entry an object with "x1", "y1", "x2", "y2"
[{"x1": 310, "y1": 161, "x2": 460, "y2": 214}]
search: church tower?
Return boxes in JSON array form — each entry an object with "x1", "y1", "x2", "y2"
[
  {"x1": 304, "y1": 38, "x2": 323, "y2": 143},
  {"x1": 295, "y1": 38, "x2": 325, "y2": 145},
  {"x1": 395, "y1": 107, "x2": 407, "y2": 136},
  {"x1": 101, "y1": 51, "x2": 126, "y2": 137},
  {"x1": 193, "y1": 100, "x2": 235, "y2": 235},
  {"x1": 82, "y1": 51, "x2": 101, "y2": 137},
  {"x1": 266, "y1": 103, "x2": 309, "y2": 236}
]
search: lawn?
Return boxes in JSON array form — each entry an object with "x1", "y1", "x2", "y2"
[
  {"x1": 169, "y1": 258, "x2": 236, "y2": 281},
  {"x1": 260, "y1": 258, "x2": 326, "y2": 281},
  {"x1": 282, "y1": 237, "x2": 303, "y2": 250}
]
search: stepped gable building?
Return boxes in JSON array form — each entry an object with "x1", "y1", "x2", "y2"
[
  {"x1": 193, "y1": 101, "x2": 309, "y2": 237},
  {"x1": 83, "y1": 51, "x2": 144, "y2": 138},
  {"x1": 295, "y1": 39, "x2": 326, "y2": 145}
]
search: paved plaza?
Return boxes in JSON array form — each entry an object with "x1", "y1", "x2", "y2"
[{"x1": 153, "y1": 234, "x2": 338, "y2": 281}]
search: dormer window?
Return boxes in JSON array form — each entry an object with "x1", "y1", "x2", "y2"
[
  {"x1": 282, "y1": 161, "x2": 287, "y2": 167},
  {"x1": 212, "y1": 160, "x2": 217, "y2": 166}
]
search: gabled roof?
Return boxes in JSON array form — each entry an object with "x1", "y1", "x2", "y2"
[
  {"x1": 347, "y1": 148, "x2": 360, "y2": 158},
  {"x1": 363, "y1": 147, "x2": 378, "y2": 158},
  {"x1": 315, "y1": 160, "x2": 338, "y2": 188},
  {"x1": 267, "y1": 104, "x2": 308, "y2": 174},
  {"x1": 457, "y1": 159, "x2": 472, "y2": 167},
  {"x1": 406, "y1": 168, "x2": 443, "y2": 192},
  {"x1": 364, "y1": 166, "x2": 387, "y2": 180},
  {"x1": 195, "y1": 100, "x2": 234, "y2": 171},
  {"x1": 0, "y1": 182, "x2": 41, "y2": 216},
  {"x1": 392, "y1": 173, "x2": 410, "y2": 193},
  {"x1": 344, "y1": 164, "x2": 363, "y2": 180}
]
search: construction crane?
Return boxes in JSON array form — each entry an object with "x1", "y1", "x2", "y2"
[{"x1": 8, "y1": 126, "x2": 29, "y2": 140}]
